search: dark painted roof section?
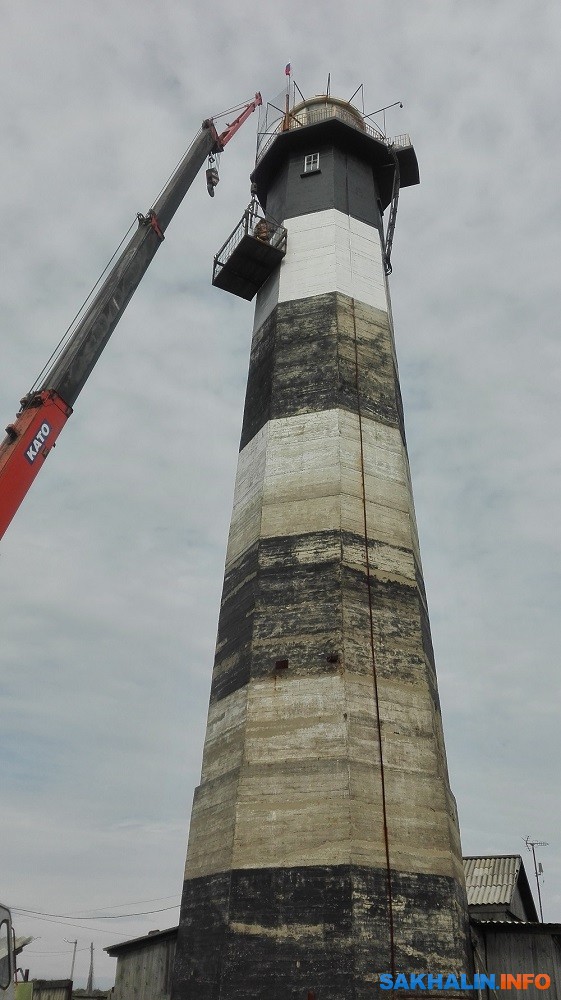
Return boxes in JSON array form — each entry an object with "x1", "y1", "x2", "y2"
[
  {"x1": 251, "y1": 118, "x2": 419, "y2": 212},
  {"x1": 471, "y1": 919, "x2": 561, "y2": 934}
]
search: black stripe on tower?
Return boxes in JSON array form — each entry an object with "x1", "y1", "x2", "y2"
[
  {"x1": 171, "y1": 865, "x2": 472, "y2": 1000},
  {"x1": 260, "y1": 142, "x2": 387, "y2": 232},
  {"x1": 240, "y1": 293, "x2": 406, "y2": 452},
  {"x1": 210, "y1": 530, "x2": 439, "y2": 709}
]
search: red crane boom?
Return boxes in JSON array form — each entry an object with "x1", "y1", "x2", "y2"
[{"x1": 0, "y1": 94, "x2": 262, "y2": 540}]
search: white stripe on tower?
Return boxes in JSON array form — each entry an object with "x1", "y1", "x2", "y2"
[{"x1": 254, "y1": 209, "x2": 388, "y2": 329}]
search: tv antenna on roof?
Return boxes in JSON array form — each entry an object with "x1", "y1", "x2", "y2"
[{"x1": 524, "y1": 836, "x2": 549, "y2": 922}]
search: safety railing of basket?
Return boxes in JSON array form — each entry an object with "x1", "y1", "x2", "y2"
[{"x1": 213, "y1": 208, "x2": 287, "y2": 277}]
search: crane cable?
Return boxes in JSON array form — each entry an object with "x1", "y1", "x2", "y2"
[
  {"x1": 28, "y1": 125, "x2": 212, "y2": 397},
  {"x1": 351, "y1": 297, "x2": 396, "y2": 978},
  {"x1": 26, "y1": 101, "x2": 253, "y2": 398},
  {"x1": 28, "y1": 217, "x2": 138, "y2": 395}
]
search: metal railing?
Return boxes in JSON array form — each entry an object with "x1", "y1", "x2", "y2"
[
  {"x1": 213, "y1": 206, "x2": 287, "y2": 277},
  {"x1": 256, "y1": 102, "x2": 411, "y2": 164},
  {"x1": 391, "y1": 133, "x2": 412, "y2": 149}
]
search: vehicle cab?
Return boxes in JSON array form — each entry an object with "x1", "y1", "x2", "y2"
[{"x1": 0, "y1": 905, "x2": 14, "y2": 1000}]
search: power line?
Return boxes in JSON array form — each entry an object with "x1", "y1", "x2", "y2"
[
  {"x1": 10, "y1": 913, "x2": 144, "y2": 937},
  {"x1": 70, "y1": 893, "x2": 180, "y2": 914},
  {"x1": 26, "y1": 947, "x2": 90, "y2": 956},
  {"x1": 10, "y1": 893, "x2": 179, "y2": 917},
  {"x1": 12, "y1": 904, "x2": 179, "y2": 920}
]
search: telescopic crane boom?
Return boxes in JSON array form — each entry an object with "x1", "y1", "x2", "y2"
[{"x1": 0, "y1": 94, "x2": 262, "y2": 540}]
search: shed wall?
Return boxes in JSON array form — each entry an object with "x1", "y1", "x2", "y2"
[
  {"x1": 473, "y1": 927, "x2": 561, "y2": 1000},
  {"x1": 111, "y1": 938, "x2": 176, "y2": 1000}
]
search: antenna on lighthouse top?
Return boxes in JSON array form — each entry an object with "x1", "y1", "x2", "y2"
[
  {"x1": 364, "y1": 100, "x2": 404, "y2": 140},
  {"x1": 348, "y1": 84, "x2": 365, "y2": 114},
  {"x1": 283, "y1": 61, "x2": 292, "y2": 130}
]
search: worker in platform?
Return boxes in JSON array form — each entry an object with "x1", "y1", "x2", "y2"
[{"x1": 253, "y1": 217, "x2": 270, "y2": 242}]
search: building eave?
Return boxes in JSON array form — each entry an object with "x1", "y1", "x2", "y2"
[
  {"x1": 471, "y1": 919, "x2": 561, "y2": 935},
  {"x1": 104, "y1": 926, "x2": 178, "y2": 956}
]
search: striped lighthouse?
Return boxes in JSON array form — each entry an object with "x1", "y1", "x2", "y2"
[{"x1": 172, "y1": 95, "x2": 472, "y2": 1000}]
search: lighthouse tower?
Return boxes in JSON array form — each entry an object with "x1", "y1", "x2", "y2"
[{"x1": 172, "y1": 96, "x2": 472, "y2": 1000}]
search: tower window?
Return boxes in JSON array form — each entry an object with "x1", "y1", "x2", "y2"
[{"x1": 303, "y1": 153, "x2": 320, "y2": 173}]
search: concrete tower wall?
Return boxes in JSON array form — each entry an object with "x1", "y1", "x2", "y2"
[{"x1": 172, "y1": 105, "x2": 472, "y2": 1000}]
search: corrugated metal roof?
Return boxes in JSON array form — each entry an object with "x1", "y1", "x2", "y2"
[{"x1": 463, "y1": 855, "x2": 522, "y2": 906}]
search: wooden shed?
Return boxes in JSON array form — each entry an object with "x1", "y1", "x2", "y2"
[
  {"x1": 471, "y1": 920, "x2": 561, "y2": 998},
  {"x1": 105, "y1": 928, "x2": 176, "y2": 1000},
  {"x1": 464, "y1": 855, "x2": 561, "y2": 997},
  {"x1": 15, "y1": 982, "x2": 72, "y2": 1000}
]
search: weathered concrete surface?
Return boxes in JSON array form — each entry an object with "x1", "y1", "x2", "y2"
[
  {"x1": 176, "y1": 284, "x2": 471, "y2": 991},
  {"x1": 173, "y1": 866, "x2": 470, "y2": 1000},
  {"x1": 173, "y1": 124, "x2": 472, "y2": 1000},
  {"x1": 242, "y1": 292, "x2": 405, "y2": 451}
]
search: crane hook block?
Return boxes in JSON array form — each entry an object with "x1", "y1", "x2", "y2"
[{"x1": 206, "y1": 167, "x2": 220, "y2": 197}]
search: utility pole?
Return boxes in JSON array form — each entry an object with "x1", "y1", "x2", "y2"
[
  {"x1": 525, "y1": 836, "x2": 548, "y2": 922},
  {"x1": 86, "y1": 942, "x2": 94, "y2": 993},
  {"x1": 65, "y1": 939, "x2": 77, "y2": 981}
]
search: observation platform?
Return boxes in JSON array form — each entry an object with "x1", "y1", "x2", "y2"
[
  {"x1": 251, "y1": 96, "x2": 419, "y2": 212},
  {"x1": 212, "y1": 207, "x2": 287, "y2": 301}
]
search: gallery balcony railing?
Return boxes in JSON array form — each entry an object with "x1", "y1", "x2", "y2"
[{"x1": 256, "y1": 100, "x2": 412, "y2": 164}]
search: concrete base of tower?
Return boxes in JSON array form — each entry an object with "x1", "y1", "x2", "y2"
[{"x1": 171, "y1": 865, "x2": 473, "y2": 1000}]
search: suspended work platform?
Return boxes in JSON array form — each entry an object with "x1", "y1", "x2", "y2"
[{"x1": 212, "y1": 205, "x2": 287, "y2": 301}]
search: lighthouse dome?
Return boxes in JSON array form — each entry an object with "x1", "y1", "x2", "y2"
[{"x1": 290, "y1": 95, "x2": 366, "y2": 131}]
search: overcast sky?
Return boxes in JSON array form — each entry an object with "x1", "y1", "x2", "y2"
[{"x1": 1, "y1": 0, "x2": 560, "y2": 989}]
